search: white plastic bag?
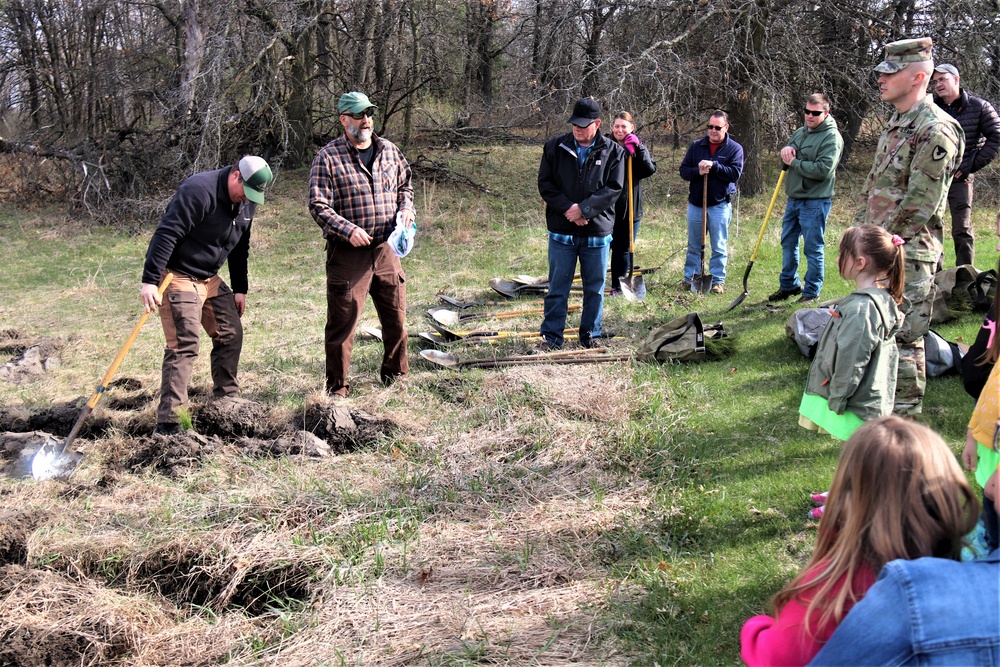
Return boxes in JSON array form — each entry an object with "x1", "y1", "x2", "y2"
[{"x1": 387, "y1": 211, "x2": 417, "y2": 258}]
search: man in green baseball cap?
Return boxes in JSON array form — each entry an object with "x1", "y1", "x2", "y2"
[
  {"x1": 310, "y1": 92, "x2": 414, "y2": 399},
  {"x1": 140, "y1": 155, "x2": 273, "y2": 434},
  {"x1": 859, "y1": 36, "x2": 965, "y2": 416}
]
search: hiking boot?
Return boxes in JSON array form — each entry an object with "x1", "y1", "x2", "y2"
[
  {"x1": 797, "y1": 295, "x2": 818, "y2": 304},
  {"x1": 768, "y1": 286, "x2": 802, "y2": 302},
  {"x1": 680, "y1": 280, "x2": 692, "y2": 291},
  {"x1": 710, "y1": 284, "x2": 724, "y2": 295},
  {"x1": 154, "y1": 422, "x2": 181, "y2": 436}
]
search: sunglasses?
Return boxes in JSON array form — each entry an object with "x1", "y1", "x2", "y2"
[
  {"x1": 707, "y1": 124, "x2": 726, "y2": 131},
  {"x1": 343, "y1": 109, "x2": 375, "y2": 120},
  {"x1": 803, "y1": 109, "x2": 825, "y2": 117}
]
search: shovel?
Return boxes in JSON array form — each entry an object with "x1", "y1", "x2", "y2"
[
  {"x1": 620, "y1": 155, "x2": 646, "y2": 302},
  {"x1": 31, "y1": 272, "x2": 175, "y2": 481},
  {"x1": 437, "y1": 294, "x2": 543, "y2": 310},
  {"x1": 725, "y1": 164, "x2": 789, "y2": 312},
  {"x1": 420, "y1": 347, "x2": 631, "y2": 369},
  {"x1": 692, "y1": 173, "x2": 713, "y2": 293},
  {"x1": 427, "y1": 304, "x2": 580, "y2": 327}
]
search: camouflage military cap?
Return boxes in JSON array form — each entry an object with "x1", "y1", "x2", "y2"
[{"x1": 874, "y1": 37, "x2": 933, "y2": 74}]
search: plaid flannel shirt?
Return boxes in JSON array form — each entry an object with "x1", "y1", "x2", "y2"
[{"x1": 308, "y1": 134, "x2": 414, "y2": 245}]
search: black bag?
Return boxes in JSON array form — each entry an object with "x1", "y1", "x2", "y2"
[
  {"x1": 961, "y1": 308, "x2": 996, "y2": 399},
  {"x1": 636, "y1": 312, "x2": 727, "y2": 362},
  {"x1": 924, "y1": 330, "x2": 963, "y2": 377}
]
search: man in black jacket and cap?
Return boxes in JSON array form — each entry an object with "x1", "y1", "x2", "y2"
[
  {"x1": 141, "y1": 155, "x2": 273, "y2": 434},
  {"x1": 537, "y1": 98, "x2": 625, "y2": 349},
  {"x1": 931, "y1": 63, "x2": 1000, "y2": 266}
]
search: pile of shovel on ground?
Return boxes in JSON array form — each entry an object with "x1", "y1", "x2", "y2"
[{"x1": 487, "y1": 265, "x2": 659, "y2": 300}]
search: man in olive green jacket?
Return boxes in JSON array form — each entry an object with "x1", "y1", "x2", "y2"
[{"x1": 770, "y1": 93, "x2": 844, "y2": 304}]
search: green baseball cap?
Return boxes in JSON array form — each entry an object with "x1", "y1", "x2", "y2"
[
  {"x1": 875, "y1": 37, "x2": 933, "y2": 74},
  {"x1": 238, "y1": 155, "x2": 273, "y2": 205},
  {"x1": 338, "y1": 92, "x2": 377, "y2": 115}
]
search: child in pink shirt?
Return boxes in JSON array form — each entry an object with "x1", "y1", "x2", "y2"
[{"x1": 741, "y1": 417, "x2": 978, "y2": 666}]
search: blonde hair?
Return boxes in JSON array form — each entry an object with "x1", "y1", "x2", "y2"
[
  {"x1": 772, "y1": 417, "x2": 978, "y2": 633},
  {"x1": 837, "y1": 224, "x2": 905, "y2": 304}
]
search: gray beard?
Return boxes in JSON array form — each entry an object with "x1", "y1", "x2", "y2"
[{"x1": 348, "y1": 125, "x2": 373, "y2": 144}]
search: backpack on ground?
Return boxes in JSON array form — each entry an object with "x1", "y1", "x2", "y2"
[
  {"x1": 932, "y1": 265, "x2": 998, "y2": 323},
  {"x1": 785, "y1": 306, "x2": 837, "y2": 359},
  {"x1": 924, "y1": 329, "x2": 964, "y2": 377},
  {"x1": 636, "y1": 312, "x2": 729, "y2": 363}
]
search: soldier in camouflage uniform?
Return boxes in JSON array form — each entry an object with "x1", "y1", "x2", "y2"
[{"x1": 859, "y1": 37, "x2": 965, "y2": 415}]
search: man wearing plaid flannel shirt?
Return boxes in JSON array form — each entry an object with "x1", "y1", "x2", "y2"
[{"x1": 308, "y1": 92, "x2": 415, "y2": 398}]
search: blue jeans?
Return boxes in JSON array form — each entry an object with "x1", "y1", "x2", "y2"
[
  {"x1": 685, "y1": 202, "x2": 731, "y2": 285},
  {"x1": 541, "y1": 235, "x2": 609, "y2": 347},
  {"x1": 779, "y1": 197, "x2": 831, "y2": 299}
]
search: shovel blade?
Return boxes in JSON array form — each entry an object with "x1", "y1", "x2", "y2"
[
  {"x1": 620, "y1": 275, "x2": 646, "y2": 302},
  {"x1": 692, "y1": 274, "x2": 713, "y2": 293},
  {"x1": 30, "y1": 437, "x2": 82, "y2": 481},
  {"x1": 725, "y1": 290, "x2": 749, "y2": 312}
]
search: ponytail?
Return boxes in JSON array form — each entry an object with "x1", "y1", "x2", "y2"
[{"x1": 885, "y1": 235, "x2": 905, "y2": 305}]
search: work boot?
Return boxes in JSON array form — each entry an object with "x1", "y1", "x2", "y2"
[
  {"x1": 154, "y1": 422, "x2": 181, "y2": 436},
  {"x1": 680, "y1": 280, "x2": 692, "y2": 291},
  {"x1": 768, "y1": 286, "x2": 802, "y2": 302},
  {"x1": 710, "y1": 284, "x2": 724, "y2": 295}
]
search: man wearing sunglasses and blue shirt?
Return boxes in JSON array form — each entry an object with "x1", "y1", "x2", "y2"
[
  {"x1": 309, "y1": 92, "x2": 414, "y2": 399},
  {"x1": 679, "y1": 110, "x2": 744, "y2": 294},
  {"x1": 769, "y1": 94, "x2": 844, "y2": 304}
]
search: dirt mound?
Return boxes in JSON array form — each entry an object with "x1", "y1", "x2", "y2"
[
  {"x1": 0, "y1": 335, "x2": 62, "y2": 384},
  {"x1": 196, "y1": 396, "x2": 276, "y2": 439},
  {"x1": 301, "y1": 403, "x2": 396, "y2": 451}
]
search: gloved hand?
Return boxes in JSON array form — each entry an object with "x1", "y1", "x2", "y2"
[{"x1": 623, "y1": 133, "x2": 642, "y2": 156}]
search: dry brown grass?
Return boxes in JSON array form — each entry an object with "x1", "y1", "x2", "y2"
[{"x1": 0, "y1": 358, "x2": 643, "y2": 665}]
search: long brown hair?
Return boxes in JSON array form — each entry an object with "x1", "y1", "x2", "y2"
[
  {"x1": 837, "y1": 225, "x2": 905, "y2": 304},
  {"x1": 772, "y1": 417, "x2": 978, "y2": 633}
]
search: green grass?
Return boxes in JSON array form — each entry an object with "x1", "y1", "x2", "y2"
[{"x1": 0, "y1": 143, "x2": 994, "y2": 665}]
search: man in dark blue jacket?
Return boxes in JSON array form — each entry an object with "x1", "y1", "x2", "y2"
[
  {"x1": 679, "y1": 111, "x2": 744, "y2": 293},
  {"x1": 141, "y1": 156, "x2": 273, "y2": 434},
  {"x1": 537, "y1": 98, "x2": 624, "y2": 349},
  {"x1": 931, "y1": 63, "x2": 1000, "y2": 267}
]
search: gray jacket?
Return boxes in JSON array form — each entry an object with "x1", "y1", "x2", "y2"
[{"x1": 804, "y1": 288, "x2": 904, "y2": 420}]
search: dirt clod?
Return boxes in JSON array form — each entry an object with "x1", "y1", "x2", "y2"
[
  {"x1": 0, "y1": 337, "x2": 62, "y2": 384},
  {"x1": 196, "y1": 396, "x2": 275, "y2": 439}
]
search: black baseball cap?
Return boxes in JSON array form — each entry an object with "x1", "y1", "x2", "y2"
[{"x1": 567, "y1": 98, "x2": 601, "y2": 127}]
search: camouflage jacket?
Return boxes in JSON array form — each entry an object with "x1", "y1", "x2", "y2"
[{"x1": 858, "y1": 95, "x2": 965, "y2": 263}]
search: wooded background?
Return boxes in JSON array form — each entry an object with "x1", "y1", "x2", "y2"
[{"x1": 1, "y1": 0, "x2": 998, "y2": 214}]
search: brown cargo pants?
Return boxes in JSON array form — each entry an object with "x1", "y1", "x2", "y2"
[
  {"x1": 324, "y1": 240, "x2": 408, "y2": 395},
  {"x1": 157, "y1": 273, "x2": 243, "y2": 424}
]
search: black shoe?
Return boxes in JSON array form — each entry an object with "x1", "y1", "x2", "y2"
[
  {"x1": 154, "y1": 422, "x2": 181, "y2": 436},
  {"x1": 797, "y1": 295, "x2": 818, "y2": 304},
  {"x1": 768, "y1": 286, "x2": 802, "y2": 302}
]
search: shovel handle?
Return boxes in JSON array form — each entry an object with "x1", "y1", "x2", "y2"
[
  {"x1": 749, "y1": 165, "x2": 789, "y2": 264},
  {"x1": 86, "y1": 272, "x2": 175, "y2": 409},
  {"x1": 56, "y1": 272, "x2": 174, "y2": 460}
]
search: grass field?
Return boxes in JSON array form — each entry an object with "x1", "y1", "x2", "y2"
[{"x1": 0, "y1": 142, "x2": 994, "y2": 666}]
